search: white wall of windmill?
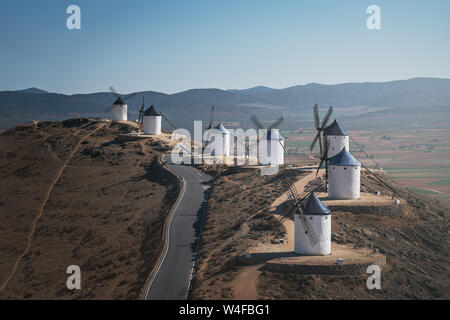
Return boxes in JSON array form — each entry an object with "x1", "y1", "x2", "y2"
[
  {"x1": 325, "y1": 135, "x2": 349, "y2": 158},
  {"x1": 294, "y1": 213, "x2": 331, "y2": 255},
  {"x1": 210, "y1": 132, "x2": 230, "y2": 156},
  {"x1": 328, "y1": 164, "x2": 361, "y2": 199},
  {"x1": 259, "y1": 139, "x2": 284, "y2": 166},
  {"x1": 112, "y1": 104, "x2": 127, "y2": 121},
  {"x1": 144, "y1": 115, "x2": 162, "y2": 135}
]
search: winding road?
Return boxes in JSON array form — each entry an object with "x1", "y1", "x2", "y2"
[{"x1": 145, "y1": 155, "x2": 212, "y2": 300}]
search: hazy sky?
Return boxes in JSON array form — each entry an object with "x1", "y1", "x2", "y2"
[{"x1": 0, "y1": 0, "x2": 449, "y2": 94}]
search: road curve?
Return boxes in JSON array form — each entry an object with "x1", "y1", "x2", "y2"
[{"x1": 145, "y1": 155, "x2": 212, "y2": 300}]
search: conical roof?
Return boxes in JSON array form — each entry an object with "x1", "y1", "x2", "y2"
[
  {"x1": 214, "y1": 123, "x2": 230, "y2": 134},
  {"x1": 144, "y1": 105, "x2": 161, "y2": 116},
  {"x1": 324, "y1": 120, "x2": 347, "y2": 136},
  {"x1": 113, "y1": 97, "x2": 126, "y2": 105},
  {"x1": 329, "y1": 147, "x2": 360, "y2": 166},
  {"x1": 301, "y1": 193, "x2": 331, "y2": 216},
  {"x1": 266, "y1": 129, "x2": 284, "y2": 141}
]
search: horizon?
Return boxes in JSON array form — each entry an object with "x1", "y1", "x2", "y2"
[
  {"x1": 9, "y1": 76, "x2": 450, "y2": 96},
  {"x1": 1, "y1": 0, "x2": 449, "y2": 94}
]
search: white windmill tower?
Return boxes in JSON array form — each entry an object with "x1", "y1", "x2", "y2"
[
  {"x1": 143, "y1": 105, "x2": 162, "y2": 135},
  {"x1": 250, "y1": 115, "x2": 285, "y2": 166},
  {"x1": 104, "y1": 86, "x2": 137, "y2": 121},
  {"x1": 328, "y1": 147, "x2": 361, "y2": 199},
  {"x1": 294, "y1": 193, "x2": 331, "y2": 255},
  {"x1": 112, "y1": 97, "x2": 127, "y2": 121},
  {"x1": 324, "y1": 119, "x2": 349, "y2": 158},
  {"x1": 210, "y1": 123, "x2": 230, "y2": 156}
]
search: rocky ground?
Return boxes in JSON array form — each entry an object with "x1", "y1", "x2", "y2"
[{"x1": 0, "y1": 119, "x2": 179, "y2": 299}]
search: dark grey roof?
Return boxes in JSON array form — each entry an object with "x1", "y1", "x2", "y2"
[
  {"x1": 144, "y1": 105, "x2": 161, "y2": 116},
  {"x1": 113, "y1": 97, "x2": 126, "y2": 105},
  {"x1": 324, "y1": 120, "x2": 347, "y2": 136},
  {"x1": 329, "y1": 147, "x2": 360, "y2": 166},
  {"x1": 214, "y1": 123, "x2": 230, "y2": 134},
  {"x1": 301, "y1": 193, "x2": 331, "y2": 216},
  {"x1": 266, "y1": 129, "x2": 284, "y2": 141}
]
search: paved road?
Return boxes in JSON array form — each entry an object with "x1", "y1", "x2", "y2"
[{"x1": 145, "y1": 155, "x2": 212, "y2": 300}]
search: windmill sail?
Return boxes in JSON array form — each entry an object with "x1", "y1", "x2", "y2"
[{"x1": 280, "y1": 169, "x2": 319, "y2": 247}]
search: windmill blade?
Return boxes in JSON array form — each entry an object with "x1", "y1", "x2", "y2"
[
  {"x1": 105, "y1": 105, "x2": 113, "y2": 113},
  {"x1": 250, "y1": 115, "x2": 265, "y2": 129},
  {"x1": 160, "y1": 112, "x2": 177, "y2": 130},
  {"x1": 108, "y1": 86, "x2": 120, "y2": 99},
  {"x1": 313, "y1": 104, "x2": 320, "y2": 129},
  {"x1": 318, "y1": 129, "x2": 323, "y2": 157},
  {"x1": 267, "y1": 117, "x2": 284, "y2": 131},
  {"x1": 320, "y1": 106, "x2": 333, "y2": 129},
  {"x1": 310, "y1": 132, "x2": 320, "y2": 151},
  {"x1": 203, "y1": 106, "x2": 215, "y2": 152},
  {"x1": 123, "y1": 92, "x2": 138, "y2": 102},
  {"x1": 280, "y1": 169, "x2": 319, "y2": 246},
  {"x1": 316, "y1": 158, "x2": 325, "y2": 176},
  {"x1": 207, "y1": 105, "x2": 215, "y2": 130},
  {"x1": 138, "y1": 97, "x2": 145, "y2": 123}
]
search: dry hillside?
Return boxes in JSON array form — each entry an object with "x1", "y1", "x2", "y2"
[
  {"x1": 191, "y1": 167, "x2": 449, "y2": 300},
  {"x1": 0, "y1": 119, "x2": 179, "y2": 299}
]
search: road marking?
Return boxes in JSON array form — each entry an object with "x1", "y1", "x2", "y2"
[
  {"x1": 186, "y1": 185, "x2": 211, "y2": 299},
  {"x1": 145, "y1": 164, "x2": 187, "y2": 300}
]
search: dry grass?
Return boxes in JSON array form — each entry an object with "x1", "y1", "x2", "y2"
[{"x1": 0, "y1": 119, "x2": 179, "y2": 299}]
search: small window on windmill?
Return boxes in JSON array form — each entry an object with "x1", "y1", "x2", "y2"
[
  {"x1": 344, "y1": 167, "x2": 347, "y2": 170},
  {"x1": 309, "y1": 216, "x2": 313, "y2": 220}
]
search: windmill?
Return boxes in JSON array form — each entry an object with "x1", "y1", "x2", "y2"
[
  {"x1": 249, "y1": 115, "x2": 285, "y2": 165},
  {"x1": 310, "y1": 104, "x2": 401, "y2": 200},
  {"x1": 138, "y1": 96, "x2": 145, "y2": 124},
  {"x1": 278, "y1": 164, "x2": 322, "y2": 247},
  {"x1": 250, "y1": 115, "x2": 284, "y2": 141},
  {"x1": 105, "y1": 86, "x2": 138, "y2": 121},
  {"x1": 309, "y1": 104, "x2": 334, "y2": 190},
  {"x1": 203, "y1": 105, "x2": 215, "y2": 153},
  {"x1": 247, "y1": 114, "x2": 320, "y2": 247}
]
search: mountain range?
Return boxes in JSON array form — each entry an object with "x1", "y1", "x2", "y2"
[{"x1": 1, "y1": 77, "x2": 449, "y2": 130}]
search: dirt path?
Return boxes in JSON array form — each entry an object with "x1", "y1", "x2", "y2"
[
  {"x1": 231, "y1": 265, "x2": 262, "y2": 300},
  {"x1": 0, "y1": 124, "x2": 105, "y2": 293},
  {"x1": 230, "y1": 169, "x2": 317, "y2": 299}
]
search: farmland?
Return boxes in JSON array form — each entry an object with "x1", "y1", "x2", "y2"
[{"x1": 284, "y1": 127, "x2": 450, "y2": 207}]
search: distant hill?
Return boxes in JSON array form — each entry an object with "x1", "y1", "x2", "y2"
[
  {"x1": 1, "y1": 78, "x2": 449, "y2": 130},
  {"x1": 228, "y1": 86, "x2": 277, "y2": 95},
  {"x1": 15, "y1": 87, "x2": 48, "y2": 94}
]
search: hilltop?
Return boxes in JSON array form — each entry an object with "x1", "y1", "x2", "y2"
[{"x1": 0, "y1": 119, "x2": 179, "y2": 299}]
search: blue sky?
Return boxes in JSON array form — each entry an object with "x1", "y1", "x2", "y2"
[{"x1": 0, "y1": 0, "x2": 449, "y2": 94}]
